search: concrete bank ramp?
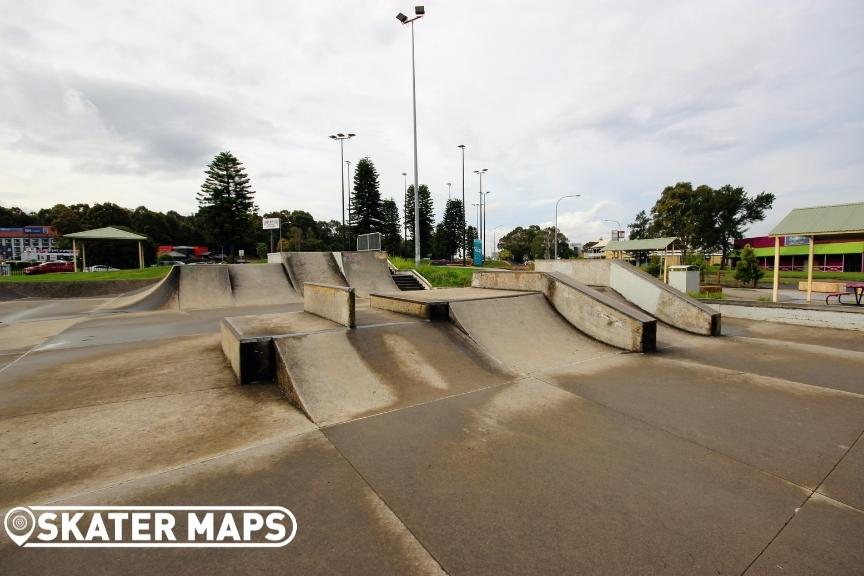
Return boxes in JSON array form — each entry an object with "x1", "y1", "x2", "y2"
[
  {"x1": 449, "y1": 293, "x2": 615, "y2": 373},
  {"x1": 536, "y1": 259, "x2": 720, "y2": 336},
  {"x1": 96, "y1": 266, "x2": 180, "y2": 312},
  {"x1": 283, "y1": 252, "x2": 348, "y2": 295},
  {"x1": 337, "y1": 251, "x2": 398, "y2": 296},
  {"x1": 274, "y1": 321, "x2": 513, "y2": 425},
  {"x1": 228, "y1": 264, "x2": 301, "y2": 306}
]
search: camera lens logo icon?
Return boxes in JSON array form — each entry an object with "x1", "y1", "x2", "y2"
[{"x1": 4, "y1": 507, "x2": 36, "y2": 546}]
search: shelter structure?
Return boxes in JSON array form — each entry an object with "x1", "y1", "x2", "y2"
[
  {"x1": 603, "y1": 237, "x2": 679, "y2": 281},
  {"x1": 64, "y1": 226, "x2": 148, "y2": 272},
  {"x1": 768, "y1": 202, "x2": 864, "y2": 303}
]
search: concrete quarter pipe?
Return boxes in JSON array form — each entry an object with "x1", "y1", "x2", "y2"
[
  {"x1": 338, "y1": 251, "x2": 399, "y2": 297},
  {"x1": 282, "y1": 252, "x2": 348, "y2": 295}
]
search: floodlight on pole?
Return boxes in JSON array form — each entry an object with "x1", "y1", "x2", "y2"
[
  {"x1": 329, "y1": 133, "x2": 355, "y2": 250},
  {"x1": 474, "y1": 168, "x2": 487, "y2": 258},
  {"x1": 554, "y1": 194, "x2": 581, "y2": 259},
  {"x1": 458, "y1": 144, "x2": 466, "y2": 265},
  {"x1": 396, "y1": 5, "x2": 425, "y2": 267}
]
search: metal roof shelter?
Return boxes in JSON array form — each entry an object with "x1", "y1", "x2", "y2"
[
  {"x1": 602, "y1": 237, "x2": 678, "y2": 252},
  {"x1": 767, "y1": 202, "x2": 864, "y2": 303},
  {"x1": 64, "y1": 226, "x2": 148, "y2": 272}
]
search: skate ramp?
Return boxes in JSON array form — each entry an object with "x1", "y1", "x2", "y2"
[
  {"x1": 96, "y1": 266, "x2": 180, "y2": 312},
  {"x1": 338, "y1": 251, "x2": 398, "y2": 297},
  {"x1": 275, "y1": 321, "x2": 514, "y2": 425},
  {"x1": 228, "y1": 264, "x2": 301, "y2": 306},
  {"x1": 449, "y1": 293, "x2": 615, "y2": 373},
  {"x1": 283, "y1": 252, "x2": 348, "y2": 295},
  {"x1": 177, "y1": 265, "x2": 234, "y2": 310},
  {"x1": 535, "y1": 259, "x2": 720, "y2": 336}
]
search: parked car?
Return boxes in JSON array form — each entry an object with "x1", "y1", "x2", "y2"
[
  {"x1": 87, "y1": 265, "x2": 119, "y2": 272},
  {"x1": 23, "y1": 261, "x2": 74, "y2": 275},
  {"x1": 158, "y1": 260, "x2": 186, "y2": 266}
]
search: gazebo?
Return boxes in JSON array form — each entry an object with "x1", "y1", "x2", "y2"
[
  {"x1": 64, "y1": 226, "x2": 148, "y2": 272},
  {"x1": 768, "y1": 202, "x2": 864, "y2": 303},
  {"x1": 603, "y1": 237, "x2": 679, "y2": 281}
]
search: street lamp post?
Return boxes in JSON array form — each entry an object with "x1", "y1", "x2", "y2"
[
  {"x1": 458, "y1": 144, "x2": 466, "y2": 265},
  {"x1": 473, "y1": 168, "x2": 487, "y2": 258},
  {"x1": 346, "y1": 160, "x2": 353, "y2": 246},
  {"x1": 554, "y1": 194, "x2": 581, "y2": 260},
  {"x1": 447, "y1": 182, "x2": 451, "y2": 201},
  {"x1": 602, "y1": 219, "x2": 622, "y2": 240},
  {"x1": 329, "y1": 133, "x2": 355, "y2": 250},
  {"x1": 483, "y1": 190, "x2": 492, "y2": 258},
  {"x1": 401, "y1": 172, "x2": 408, "y2": 247},
  {"x1": 396, "y1": 6, "x2": 425, "y2": 267}
]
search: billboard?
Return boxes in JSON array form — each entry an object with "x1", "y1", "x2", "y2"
[{"x1": 262, "y1": 218, "x2": 280, "y2": 230}]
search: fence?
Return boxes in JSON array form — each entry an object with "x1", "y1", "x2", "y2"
[{"x1": 356, "y1": 232, "x2": 382, "y2": 252}]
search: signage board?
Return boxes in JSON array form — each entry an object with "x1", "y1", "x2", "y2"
[
  {"x1": 472, "y1": 239, "x2": 484, "y2": 266},
  {"x1": 784, "y1": 236, "x2": 809, "y2": 246},
  {"x1": 262, "y1": 218, "x2": 280, "y2": 230}
]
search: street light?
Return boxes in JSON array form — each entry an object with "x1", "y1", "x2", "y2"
[
  {"x1": 329, "y1": 133, "x2": 355, "y2": 250},
  {"x1": 458, "y1": 144, "x2": 466, "y2": 265},
  {"x1": 483, "y1": 190, "x2": 492, "y2": 258},
  {"x1": 346, "y1": 160, "x2": 353, "y2": 244},
  {"x1": 602, "y1": 219, "x2": 622, "y2": 240},
  {"x1": 474, "y1": 168, "x2": 487, "y2": 258},
  {"x1": 396, "y1": 5, "x2": 425, "y2": 267},
  {"x1": 402, "y1": 172, "x2": 408, "y2": 246},
  {"x1": 554, "y1": 194, "x2": 581, "y2": 260},
  {"x1": 447, "y1": 182, "x2": 451, "y2": 201}
]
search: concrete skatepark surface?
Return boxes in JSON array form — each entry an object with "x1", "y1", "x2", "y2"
[
  {"x1": 338, "y1": 250, "x2": 399, "y2": 296},
  {"x1": 1, "y1": 274, "x2": 863, "y2": 574},
  {"x1": 281, "y1": 252, "x2": 348, "y2": 295}
]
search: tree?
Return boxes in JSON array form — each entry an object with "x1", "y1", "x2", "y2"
[
  {"x1": 404, "y1": 184, "x2": 434, "y2": 257},
  {"x1": 498, "y1": 225, "x2": 572, "y2": 262},
  {"x1": 196, "y1": 151, "x2": 257, "y2": 258},
  {"x1": 350, "y1": 157, "x2": 383, "y2": 235},
  {"x1": 711, "y1": 185, "x2": 775, "y2": 269},
  {"x1": 438, "y1": 199, "x2": 465, "y2": 260},
  {"x1": 380, "y1": 198, "x2": 401, "y2": 255},
  {"x1": 627, "y1": 210, "x2": 651, "y2": 240},
  {"x1": 735, "y1": 244, "x2": 764, "y2": 288},
  {"x1": 648, "y1": 182, "x2": 702, "y2": 258}
]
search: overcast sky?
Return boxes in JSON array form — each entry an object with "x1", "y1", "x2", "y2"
[{"x1": 2, "y1": 1, "x2": 862, "y2": 243}]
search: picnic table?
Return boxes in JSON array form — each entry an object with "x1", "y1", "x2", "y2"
[{"x1": 827, "y1": 282, "x2": 864, "y2": 305}]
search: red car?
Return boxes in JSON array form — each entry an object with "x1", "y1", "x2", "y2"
[{"x1": 23, "y1": 261, "x2": 75, "y2": 275}]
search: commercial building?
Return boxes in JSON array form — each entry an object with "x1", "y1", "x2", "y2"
[
  {"x1": 735, "y1": 234, "x2": 864, "y2": 273},
  {"x1": 0, "y1": 226, "x2": 58, "y2": 260}
]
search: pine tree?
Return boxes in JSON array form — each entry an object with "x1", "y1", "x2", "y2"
[
  {"x1": 380, "y1": 198, "x2": 401, "y2": 255},
  {"x1": 440, "y1": 198, "x2": 465, "y2": 260},
  {"x1": 404, "y1": 184, "x2": 434, "y2": 256},
  {"x1": 196, "y1": 151, "x2": 257, "y2": 258},
  {"x1": 350, "y1": 157, "x2": 383, "y2": 235}
]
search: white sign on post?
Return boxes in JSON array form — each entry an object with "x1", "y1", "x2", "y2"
[{"x1": 262, "y1": 218, "x2": 280, "y2": 230}]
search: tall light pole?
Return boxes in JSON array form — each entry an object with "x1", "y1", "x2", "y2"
[
  {"x1": 402, "y1": 172, "x2": 408, "y2": 248},
  {"x1": 474, "y1": 168, "x2": 487, "y2": 258},
  {"x1": 483, "y1": 191, "x2": 492, "y2": 258},
  {"x1": 329, "y1": 133, "x2": 355, "y2": 250},
  {"x1": 447, "y1": 182, "x2": 451, "y2": 200},
  {"x1": 554, "y1": 194, "x2": 581, "y2": 260},
  {"x1": 458, "y1": 144, "x2": 466, "y2": 265},
  {"x1": 472, "y1": 203, "x2": 480, "y2": 236},
  {"x1": 396, "y1": 6, "x2": 425, "y2": 267},
  {"x1": 346, "y1": 160, "x2": 353, "y2": 246}
]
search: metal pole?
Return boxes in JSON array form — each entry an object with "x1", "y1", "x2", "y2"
[
  {"x1": 554, "y1": 194, "x2": 581, "y2": 260},
  {"x1": 346, "y1": 160, "x2": 352, "y2": 248},
  {"x1": 339, "y1": 138, "x2": 346, "y2": 250},
  {"x1": 402, "y1": 172, "x2": 408, "y2": 246},
  {"x1": 483, "y1": 191, "x2": 491, "y2": 258},
  {"x1": 459, "y1": 145, "x2": 466, "y2": 265},
  {"x1": 447, "y1": 182, "x2": 451, "y2": 200},
  {"x1": 411, "y1": 20, "x2": 420, "y2": 267}
]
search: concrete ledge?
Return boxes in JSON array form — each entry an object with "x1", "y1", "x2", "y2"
[
  {"x1": 304, "y1": 282, "x2": 355, "y2": 327},
  {"x1": 220, "y1": 318, "x2": 275, "y2": 384},
  {"x1": 535, "y1": 259, "x2": 611, "y2": 286},
  {"x1": 708, "y1": 301, "x2": 864, "y2": 331},
  {"x1": 369, "y1": 293, "x2": 448, "y2": 320},
  {"x1": 609, "y1": 261, "x2": 720, "y2": 336},
  {"x1": 472, "y1": 270, "x2": 656, "y2": 352}
]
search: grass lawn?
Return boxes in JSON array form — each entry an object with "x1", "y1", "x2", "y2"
[
  {"x1": 390, "y1": 256, "x2": 475, "y2": 287},
  {"x1": 0, "y1": 267, "x2": 170, "y2": 283}
]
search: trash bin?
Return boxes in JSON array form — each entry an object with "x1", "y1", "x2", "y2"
[{"x1": 668, "y1": 265, "x2": 700, "y2": 294}]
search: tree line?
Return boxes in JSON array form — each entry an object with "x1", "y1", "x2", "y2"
[{"x1": 627, "y1": 182, "x2": 774, "y2": 268}]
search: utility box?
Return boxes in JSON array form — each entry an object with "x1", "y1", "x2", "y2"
[{"x1": 668, "y1": 265, "x2": 700, "y2": 294}]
